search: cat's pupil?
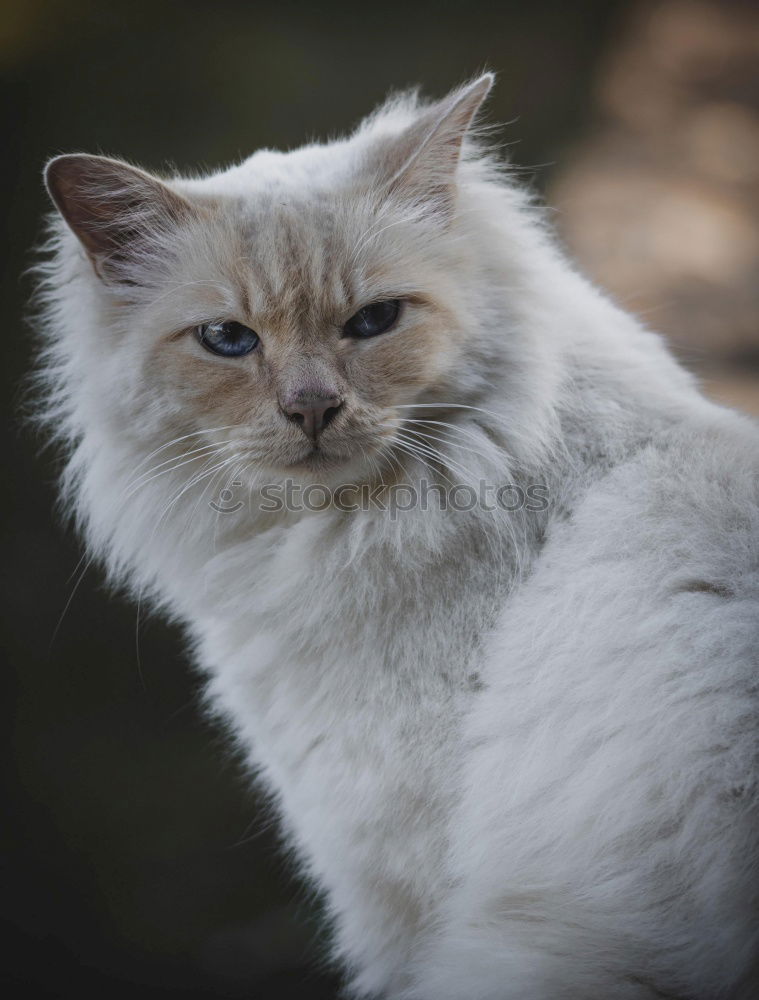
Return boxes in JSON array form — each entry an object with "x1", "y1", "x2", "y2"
[
  {"x1": 344, "y1": 299, "x2": 401, "y2": 339},
  {"x1": 196, "y1": 321, "x2": 259, "y2": 357}
]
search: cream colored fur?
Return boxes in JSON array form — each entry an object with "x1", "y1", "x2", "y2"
[{"x1": 35, "y1": 75, "x2": 759, "y2": 998}]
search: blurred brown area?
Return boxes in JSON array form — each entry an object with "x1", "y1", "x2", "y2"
[
  {"x1": 1, "y1": 2, "x2": 756, "y2": 1000},
  {"x1": 550, "y1": 0, "x2": 759, "y2": 414}
]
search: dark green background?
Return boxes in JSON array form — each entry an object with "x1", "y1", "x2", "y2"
[{"x1": 2, "y1": 1, "x2": 628, "y2": 996}]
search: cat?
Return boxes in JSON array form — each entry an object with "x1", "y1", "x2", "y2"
[{"x1": 35, "y1": 73, "x2": 759, "y2": 999}]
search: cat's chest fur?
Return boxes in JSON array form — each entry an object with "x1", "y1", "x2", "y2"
[{"x1": 191, "y1": 511, "x2": 516, "y2": 950}]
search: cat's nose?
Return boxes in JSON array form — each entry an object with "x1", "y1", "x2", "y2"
[{"x1": 282, "y1": 392, "x2": 344, "y2": 443}]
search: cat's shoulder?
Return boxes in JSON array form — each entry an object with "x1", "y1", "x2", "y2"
[{"x1": 553, "y1": 403, "x2": 759, "y2": 592}]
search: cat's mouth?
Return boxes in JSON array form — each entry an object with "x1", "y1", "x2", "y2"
[
  {"x1": 281, "y1": 438, "x2": 377, "y2": 480},
  {"x1": 291, "y1": 446, "x2": 322, "y2": 466},
  {"x1": 286, "y1": 443, "x2": 347, "y2": 472}
]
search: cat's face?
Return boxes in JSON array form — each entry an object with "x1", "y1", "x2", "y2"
[
  {"x1": 133, "y1": 181, "x2": 467, "y2": 480},
  {"x1": 45, "y1": 76, "x2": 493, "y2": 485}
]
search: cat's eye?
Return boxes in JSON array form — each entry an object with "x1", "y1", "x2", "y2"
[
  {"x1": 196, "y1": 321, "x2": 260, "y2": 357},
  {"x1": 343, "y1": 299, "x2": 401, "y2": 339}
]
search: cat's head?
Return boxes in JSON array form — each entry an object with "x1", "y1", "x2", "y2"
[{"x1": 42, "y1": 75, "x2": 506, "y2": 494}]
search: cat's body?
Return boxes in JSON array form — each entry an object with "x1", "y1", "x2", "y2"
[{"x1": 37, "y1": 76, "x2": 759, "y2": 998}]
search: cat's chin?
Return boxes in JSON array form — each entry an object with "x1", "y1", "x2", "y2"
[{"x1": 278, "y1": 446, "x2": 371, "y2": 483}]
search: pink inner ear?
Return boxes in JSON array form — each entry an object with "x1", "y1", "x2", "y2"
[
  {"x1": 45, "y1": 153, "x2": 193, "y2": 279},
  {"x1": 377, "y1": 74, "x2": 494, "y2": 207}
]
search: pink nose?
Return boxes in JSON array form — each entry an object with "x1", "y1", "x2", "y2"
[{"x1": 282, "y1": 393, "x2": 343, "y2": 443}]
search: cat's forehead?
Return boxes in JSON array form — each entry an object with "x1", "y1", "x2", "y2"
[
  {"x1": 178, "y1": 147, "x2": 404, "y2": 322},
  {"x1": 245, "y1": 193, "x2": 370, "y2": 318},
  {"x1": 242, "y1": 195, "x2": 359, "y2": 324}
]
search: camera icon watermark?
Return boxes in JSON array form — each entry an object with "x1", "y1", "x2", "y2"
[{"x1": 209, "y1": 481, "x2": 243, "y2": 513}]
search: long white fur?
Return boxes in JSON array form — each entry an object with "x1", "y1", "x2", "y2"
[{"x1": 34, "y1": 75, "x2": 759, "y2": 998}]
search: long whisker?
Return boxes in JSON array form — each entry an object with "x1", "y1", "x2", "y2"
[
  {"x1": 350, "y1": 214, "x2": 418, "y2": 269},
  {"x1": 388, "y1": 435, "x2": 460, "y2": 488},
  {"x1": 381, "y1": 421, "x2": 504, "y2": 470},
  {"x1": 123, "y1": 442, "x2": 240, "y2": 502},
  {"x1": 391, "y1": 429, "x2": 483, "y2": 485},
  {"x1": 211, "y1": 453, "x2": 250, "y2": 548},
  {"x1": 160, "y1": 454, "x2": 242, "y2": 523},
  {"x1": 393, "y1": 402, "x2": 512, "y2": 424},
  {"x1": 388, "y1": 440, "x2": 441, "y2": 485},
  {"x1": 389, "y1": 429, "x2": 524, "y2": 584},
  {"x1": 48, "y1": 553, "x2": 95, "y2": 654},
  {"x1": 348, "y1": 202, "x2": 396, "y2": 267},
  {"x1": 125, "y1": 442, "x2": 229, "y2": 495},
  {"x1": 391, "y1": 417, "x2": 510, "y2": 458},
  {"x1": 132, "y1": 425, "x2": 241, "y2": 473}
]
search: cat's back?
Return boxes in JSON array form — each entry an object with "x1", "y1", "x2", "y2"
[
  {"x1": 490, "y1": 401, "x2": 759, "y2": 690},
  {"x1": 490, "y1": 398, "x2": 759, "y2": 759},
  {"x1": 569, "y1": 401, "x2": 759, "y2": 599},
  {"x1": 437, "y1": 402, "x2": 759, "y2": 999}
]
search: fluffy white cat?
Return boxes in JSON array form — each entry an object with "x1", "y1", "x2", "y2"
[{"x1": 36, "y1": 74, "x2": 759, "y2": 998}]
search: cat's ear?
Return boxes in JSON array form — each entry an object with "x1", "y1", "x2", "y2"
[
  {"x1": 44, "y1": 153, "x2": 194, "y2": 284},
  {"x1": 373, "y1": 73, "x2": 494, "y2": 214}
]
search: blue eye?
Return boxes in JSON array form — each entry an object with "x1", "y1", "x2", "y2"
[
  {"x1": 343, "y1": 299, "x2": 401, "y2": 339},
  {"x1": 196, "y1": 321, "x2": 259, "y2": 357}
]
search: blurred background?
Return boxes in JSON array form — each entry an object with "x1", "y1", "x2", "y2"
[{"x1": 2, "y1": 1, "x2": 758, "y2": 997}]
